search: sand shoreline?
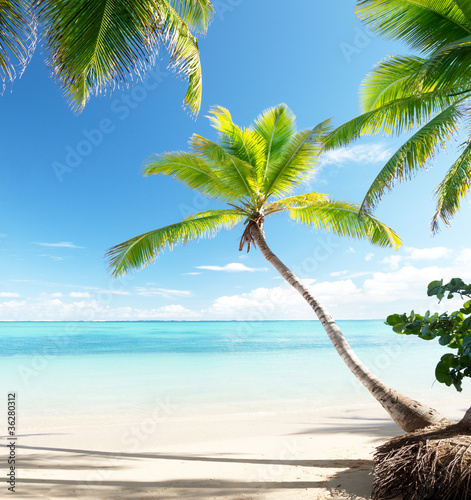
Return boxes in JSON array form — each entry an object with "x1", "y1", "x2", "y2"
[{"x1": 2, "y1": 403, "x2": 409, "y2": 499}]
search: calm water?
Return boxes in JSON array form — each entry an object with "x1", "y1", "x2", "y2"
[{"x1": 0, "y1": 321, "x2": 467, "y2": 426}]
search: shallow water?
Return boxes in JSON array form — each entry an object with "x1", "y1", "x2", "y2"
[{"x1": 0, "y1": 321, "x2": 467, "y2": 427}]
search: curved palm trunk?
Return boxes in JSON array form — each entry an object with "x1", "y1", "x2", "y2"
[{"x1": 250, "y1": 222, "x2": 449, "y2": 432}]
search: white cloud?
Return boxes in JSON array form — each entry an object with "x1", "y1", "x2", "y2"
[
  {"x1": 382, "y1": 255, "x2": 402, "y2": 270},
  {"x1": 135, "y1": 287, "x2": 191, "y2": 298},
  {"x1": 0, "y1": 293, "x2": 201, "y2": 321},
  {"x1": 347, "y1": 247, "x2": 356, "y2": 253},
  {"x1": 40, "y1": 255, "x2": 65, "y2": 261},
  {"x1": 196, "y1": 263, "x2": 268, "y2": 272},
  {"x1": 181, "y1": 272, "x2": 202, "y2": 276},
  {"x1": 365, "y1": 252, "x2": 374, "y2": 261},
  {"x1": 34, "y1": 242, "x2": 84, "y2": 249},
  {"x1": 330, "y1": 270, "x2": 348, "y2": 277},
  {"x1": 69, "y1": 292, "x2": 92, "y2": 298},
  {"x1": 405, "y1": 247, "x2": 452, "y2": 260},
  {"x1": 0, "y1": 292, "x2": 20, "y2": 298},
  {"x1": 319, "y1": 144, "x2": 391, "y2": 167}
]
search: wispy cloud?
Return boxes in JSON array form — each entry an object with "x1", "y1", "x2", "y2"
[
  {"x1": 135, "y1": 287, "x2": 191, "y2": 298},
  {"x1": 196, "y1": 263, "x2": 268, "y2": 272},
  {"x1": 365, "y1": 253, "x2": 375, "y2": 262},
  {"x1": 69, "y1": 292, "x2": 92, "y2": 298},
  {"x1": 0, "y1": 292, "x2": 20, "y2": 298},
  {"x1": 181, "y1": 272, "x2": 202, "y2": 276},
  {"x1": 34, "y1": 242, "x2": 84, "y2": 249},
  {"x1": 40, "y1": 254, "x2": 65, "y2": 261},
  {"x1": 319, "y1": 144, "x2": 391, "y2": 167}
]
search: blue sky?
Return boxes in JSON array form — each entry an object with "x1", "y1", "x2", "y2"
[{"x1": 1, "y1": 0, "x2": 470, "y2": 321}]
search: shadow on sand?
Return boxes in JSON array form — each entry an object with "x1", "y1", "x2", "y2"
[{"x1": 11, "y1": 444, "x2": 376, "y2": 499}]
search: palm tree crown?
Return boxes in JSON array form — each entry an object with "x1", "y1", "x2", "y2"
[
  {"x1": 0, "y1": 0, "x2": 213, "y2": 113},
  {"x1": 107, "y1": 104, "x2": 400, "y2": 276},
  {"x1": 324, "y1": 0, "x2": 471, "y2": 232}
]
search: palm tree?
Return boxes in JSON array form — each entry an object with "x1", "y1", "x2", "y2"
[
  {"x1": 0, "y1": 0, "x2": 214, "y2": 113},
  {"x1": 106, "y1": 103, "x2": 448, "y2": 432},
  {"x1": 324, "y1": 0, "x2": 471, "y2": 232}
]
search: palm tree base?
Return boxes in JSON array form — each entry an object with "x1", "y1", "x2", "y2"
[{"x1": 372, "y1": 420, "x2": 471, "y2": 500}]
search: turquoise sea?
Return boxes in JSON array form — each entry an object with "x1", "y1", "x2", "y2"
[{"x1": 0, "y1": 321, "x2": 467, "y2": 428}]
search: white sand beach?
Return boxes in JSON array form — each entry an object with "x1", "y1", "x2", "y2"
[{"x1": 4, "y1": 402, "x2": 412, "y2": 499}]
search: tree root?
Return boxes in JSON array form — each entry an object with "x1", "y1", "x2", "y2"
[{"x1": 372, "y1": 423, "x2": 471, "y2": 499}]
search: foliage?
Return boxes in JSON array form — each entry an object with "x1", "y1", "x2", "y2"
[
  {"x1": 323, "y1": 0, "x2": 471, "y2": 232},
  {"x1": 386, "y1": 278, "x2": 471, "y2": 391},
  {"x1": 107, "y1": 104, "x2": 401, "y2": 276},
  {"x1": 0, "y1": 0, "x2": 213, "y2": 113}
]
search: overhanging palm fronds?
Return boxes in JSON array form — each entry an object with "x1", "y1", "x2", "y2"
[
  {"x1": 361, "y1": 103, "x2": 463, "y2": 212},
  {"x1": 324, "y1": 0, "x2": 471, "y2": 230},
  {"x1": 37, "y1": 0, "x2": 212, "y2": 113},
  {"x1": 432, "y1": 140, "x2": 471, "y2": 232},
  {"x1": 170, "y1": 0, "x2": 214, "y2": 33},
  {"x1": 356, "y1": 0, "x2": 471, "y2": 53},
  {"x1": 0, "y1": 0, "x2": 36, "y2": 90},
  {"x1": 107, "y1": 209, "x2": 243, "y2": 276}
]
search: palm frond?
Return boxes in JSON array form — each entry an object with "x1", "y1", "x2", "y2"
[
  {"x1": 143, "y1": 151, "x2": 241, "y2": 202},
  {"x1": 361, "y1": 55, "x2": 430, "y2": 112},
  {"x1": 290, "y1": 200, "x2": 401, "y2": 249},
  {"x1": 251, "y1": 104, "x2": 297, "y2": 185},
  {"x1": 106, "y1": 209, "x2": 243, "y2": 276},
  {"x1": 356, "y1": 0, "x2": 471, "y2": 53},
  {"x1": 170, "y1": 0, "x2": 214, "y2": 33},
  {"x1": 38, "y1": 0, "x2": 204, "y2": 114},
  {"x1": 323, "y1": 91, "x2": 463, "y2": 150},
  {"x1": 264, "y1": 192, "x2": 330, "y2": 214},
  {"x1": 158, "y1": 2, "x2": 204, "y2": 115},
  {"x1": 413, "y1": 34, "x2": 471, "y2": 93},
  {"x1": 432, "y1": 140, "x2": 471, "y2": 232},
  {"x1": 190, "y1": 134, "x2": 258, "y2": 201},
  {"x1": 264, "y1": 119, "x2": 332, "y2": 197},
  {"x1": 206, "y1": 106, "x2": 266, "y2": 175},
  {"x1": 0, "y1": 0, "x2": 36, "y2": 90},
  {"x1": 361, "y1": 103, "x2": 462, "y2": 212}
]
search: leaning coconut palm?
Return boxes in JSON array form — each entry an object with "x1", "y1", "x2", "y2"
[
  {"x1": 107, "y1": 103, "x2": 449, "y2": 432},
  {"x1": 0, "y1": 0, "x2": 213, "y2": 113},
  {"x1": 324, "y1": 0, "x2": 471, "y2": 232}
]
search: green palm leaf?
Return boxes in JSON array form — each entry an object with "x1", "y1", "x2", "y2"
[
  {"x1": 190, "y1": 134, "x2": 259, "y2": 201},
  {"x1": 264, "y1": 192, "x2": 330, "y2": 214},
  {"x1": 251, "y1": 104, "x2": 297, "y2": 185},
  {"x1": 107, "y1": 209, "x2": 243, "y2": 276},
  {"x1": 414, "y1": 34, "x2": 471, "y2": 92},
  {"x1": 432, "y1": 141, "x2": 471, "y2": 232},
  {"x1": 361, "y1": 103, "x2": 463, "y2": 212},
  {"x1": 206, "y1": 106, "x2": 266, "y2": 175},
  {"x1": 264, "y1": 119, "x2": 332, "y2": 197},
  {"x1": 38, "y1": 0, "x2": 209, "y2": 113},
  {"x1": 170, "y1": 0, "x2": 214, "y2": 33},
  {"x1": 360, "y1": 56, "x2": 431, "y2": 112},
  {"x1": 0, "y1": 0, "x2": 36, "y2": 89},
  {"x1": 356, "y1": 0, "x2": 471, "y2": 53},
  {"x1": 290, "y1": 200, "x2": 401, "y2": 249},
  {"x1": 144, "y1": 151, "x2": 241, "y2": 202}
]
